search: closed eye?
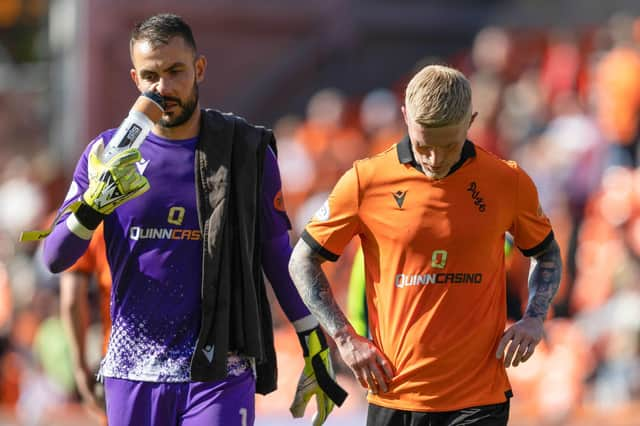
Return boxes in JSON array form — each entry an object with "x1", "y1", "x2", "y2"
[{"x1": 140, "y1": 72, "x2": 158, "y2": 82}]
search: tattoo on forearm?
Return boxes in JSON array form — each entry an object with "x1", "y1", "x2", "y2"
[
  {"x1": 525, "y1": 240, "x2": 562, "y2": 319},
  {"x1": 289, "y1": 242, "x2": 350, "y2": 337}
]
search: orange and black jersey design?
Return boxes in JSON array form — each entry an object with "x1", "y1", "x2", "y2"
[{"x1": 303, "y1": 137, "x2": 553, "y2": 412}]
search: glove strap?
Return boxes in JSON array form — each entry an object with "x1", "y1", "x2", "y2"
[
  {"x1": 74, "y1": 202, "x2": 106, "y2": 230},
  {"x1": 297, "y1": 326, "x2": 349, "y2": 406},
  {"x1": 311, "y1": 354, "x2": 348, "y2": 406}
]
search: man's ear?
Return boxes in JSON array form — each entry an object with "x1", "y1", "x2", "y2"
[
  {"x1": 401, "y1": 105, "x2": 409, "y2": 126},
  {"x1": 469, "y1": 111, "x2": 478, "y2": 128},
  {"x1": 195, "y1": 55, "x2": 207, "y2": 83},
  {"x1": 130, "y1": 68, "x2": 140, "y2": 89}
]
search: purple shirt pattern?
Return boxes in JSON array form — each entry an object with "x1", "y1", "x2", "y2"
[{"x1": 44, "y1": 129, "x2": 309, "y2": 382}]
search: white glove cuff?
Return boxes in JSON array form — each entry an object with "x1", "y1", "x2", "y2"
[
  {"x1": 66, "y1": 213, "x2": 94, "y2": 240},
  {"x1": 293, "y1": 314, "x2": 319, "y2": 333}
]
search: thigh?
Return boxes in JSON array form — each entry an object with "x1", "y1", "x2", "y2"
[
  {"x1": 440, "y1": 401, "x2": 510, "y2": 426},
  {"x1": 104, "y1": 377, "x2": 179, "y2": 426},
  {"x1": 180, "y1": 371, "x2": 256, "y2": 426}
]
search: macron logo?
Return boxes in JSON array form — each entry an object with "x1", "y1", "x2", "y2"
[
  {"x1": 136, "y1": 158, "x2": 150, "y2": 175},
  {"x1": 202, "y1": 345, "x2": 214, "y2": 363},
  {"x1": 393, "y1": 190, "x2": 407, "y2": 209}
]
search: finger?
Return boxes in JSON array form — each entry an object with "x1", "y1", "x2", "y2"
[
  {"x1": 289, "y1": 378, "x2": 312, "y2": 418},
  {"x1": 378, "y1": 355, "x2": 394, "y2": 382},
  {"x1": 363, "y1": 367, "x2": 379, "y2": 394},
  {"x1": 289, "y1": 394, "x2": 308, "y2": 418},
  {"x1": 520, "y1": 342, "x2": 536, "y2": 363},
  {"x1": 370, "y1": 363, "x2": 389, "y2": 393},
  {"x1": 112, "y1": 149, "x2": 141, "y2": 167},
  {"x1": 504, "y1": 337, "x2": 523, "y2": 368},
  {"x1": 496, "y1": 329, "x2": 514, "y2": 359},
  {"x1": 312, "y1": 394, "x2": 329, "y2": 426},
  {"x1": 89, "y1": 138, "x2": 105, "y2": 157},
  {"x1": 511, "y1": 340, "x2": 529, "y2": 367},
  {"x1": 353, "y1": 369, "x2": 368, "y2": 389}
]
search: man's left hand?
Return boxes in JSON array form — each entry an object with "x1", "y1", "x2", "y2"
[
  {"x1": 496, "y1": 316, "x2": 544, "y2": 368},
  {"x1": 290, "y1": 324, "x2": 347, "y2": 426}
]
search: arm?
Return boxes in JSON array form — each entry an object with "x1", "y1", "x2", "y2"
[
  {"x1": 42, "y1": 216, "x2": 93, "y2": 273},
  {"x1": 289, "y1": 239, "x2": 393, "y2": 394},
  {"x1": 260, "y1": 145, "x2": 346, "y2": 423},
  {"x1": 60, "y1": 271, "x2": 104, "y2": 413},
  {"x1": 42, "y1": 136, "x2": 147, "y2": 272},
  {"x1": 261, "y1": 232, "x2": 313, "y2": 323},
  {"x1": 497, "y1": 238, "x2": 562, "y2": 367}
]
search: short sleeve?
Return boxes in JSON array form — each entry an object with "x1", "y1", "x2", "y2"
[
  {"x1": 302, "y1": 166, "x2": 361, "y2": 261},
  {"x1": 509, "y1": 166, "x2": 554, "y2": 256}
]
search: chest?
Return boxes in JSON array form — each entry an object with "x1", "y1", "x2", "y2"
[
  {"x1": 359, "y1": 175, "x2": 510, "y2": 251},
  {"x1": 113, "y1": 141, "x2": 199, "y2": 228}
]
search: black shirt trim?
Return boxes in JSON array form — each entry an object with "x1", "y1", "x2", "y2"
[
  {"x1": 301, "y1": 230, "x2": 339, "y2": 262},
  {"x1": 396, "y1": 136, "x2": 476, "y2": 176},
  {"x1": 520, "y1": 231, "x2": 555, "y2": 257}
]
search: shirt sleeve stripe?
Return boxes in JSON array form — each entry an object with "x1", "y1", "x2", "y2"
[
  {"x1": 301, "y1": 230, "x2": 339, "y2": 262},
  {"x1": 519, "y1": 230, "x2": 555, "y2": 257}
]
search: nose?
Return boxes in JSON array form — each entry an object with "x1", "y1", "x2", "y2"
[
  {"x1": 420, "y1": 148, "x2": 442, "y2": 166},
  {"x1": 153, "y1": 78, "x2": 173, "y2": 97}
]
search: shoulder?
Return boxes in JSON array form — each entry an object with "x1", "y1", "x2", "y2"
[
  {"x1": 205, "y1": 109, "x2": 275, "y2": 152},
  {"x1": 352, "y1": 144, "x2": 399, "y2": 179},
  {"x1": 204, "y1": 109, "x2": 272, "y2": 135},
  {"x1": 473, "y1": 144, "x2": 526, "y2": 179}
]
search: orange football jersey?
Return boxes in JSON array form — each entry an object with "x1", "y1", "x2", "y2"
[{"x1": 303, "y1": 139, "x2": 553, "y2": 412}]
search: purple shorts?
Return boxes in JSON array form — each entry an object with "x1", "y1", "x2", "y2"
[{"x1": 104, "y1": 371, "x2": 255, "y2": 426}]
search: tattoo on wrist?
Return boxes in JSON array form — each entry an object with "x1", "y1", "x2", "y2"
[
  {"x1": 290, "y1": 247, "x2": 349, "y2": 337},
  {"x1": 525, "y1": 241, "x2": 562, "y2": 319}
]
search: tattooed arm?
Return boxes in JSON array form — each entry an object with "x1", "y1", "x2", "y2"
[
  {"x1": 496, "y1": 238, "x2": 562, "y2": 367},
  {"x1": 289, "y1": 239, "x2": 394, "y2": 394}
]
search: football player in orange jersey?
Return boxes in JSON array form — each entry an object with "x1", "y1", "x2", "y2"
[
  {"x1": 60, "y1": 223, "x2": 110, "y2": 425},
  {"x1": 289, "y1": 64, "x2": 562, "y2": 426}
]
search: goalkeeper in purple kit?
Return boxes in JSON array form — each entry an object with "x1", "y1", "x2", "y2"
[{"x1": 40, "y1": 13, "x2": 345, "y2": 426}]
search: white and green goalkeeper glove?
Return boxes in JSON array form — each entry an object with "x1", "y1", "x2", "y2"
[
  {"x1": 290, "y1": 321, "x2": 348, "y2": 426},
  {"x1": 83, "y1": 140, "x2": 149, "y2": 215}
]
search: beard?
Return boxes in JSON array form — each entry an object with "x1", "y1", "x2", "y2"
[{"x1": 158, "y1": 81, "x2": 199, "y2": 128}]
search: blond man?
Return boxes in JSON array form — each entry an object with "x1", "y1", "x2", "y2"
[{"x1": 289, "y1": 64, "x2": 562, "y2": 426}]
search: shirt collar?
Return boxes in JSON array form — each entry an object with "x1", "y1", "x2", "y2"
[{"x1": 396, "y1": 136, "x2": 476, "y2": 176}]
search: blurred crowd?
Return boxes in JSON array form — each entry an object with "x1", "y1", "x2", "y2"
[{"x1": 1, "y1": 11, "x2": 640, "y2": 426}]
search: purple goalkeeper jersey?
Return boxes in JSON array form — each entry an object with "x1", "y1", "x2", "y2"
[{"x1": 47, "y1": 128, "x2": 306, "y2": 382}]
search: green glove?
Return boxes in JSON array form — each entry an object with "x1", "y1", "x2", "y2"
[
  {"x1": 83, "y1": 140, "x2": 149, "y2": 215},
  {"x1": 290, "y1": 325, "x2": 348, "y2": 426}
]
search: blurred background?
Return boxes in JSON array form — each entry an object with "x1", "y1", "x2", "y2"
[{"x1": 1, "y1": 0, "x2": 640, "y2": 424}]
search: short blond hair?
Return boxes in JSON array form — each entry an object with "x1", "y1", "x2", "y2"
[{"x1": 404, "y1": 64, "x2": 472, "y2": 127}]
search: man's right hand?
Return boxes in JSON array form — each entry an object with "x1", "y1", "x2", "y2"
[
  {"x1": 83, "y1": 140, "x2": 149, "y2": 215},
  {"x1": 333, "y1": 326, "x2": 394, "y2": 394}
]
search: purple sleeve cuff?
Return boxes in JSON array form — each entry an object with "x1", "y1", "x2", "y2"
[
  {"x1": 41, "y1": 214, "x2": 92, "y2": 273},
  {"x1": 261, "y1": 232, "x2": 311, "y2": 322}
]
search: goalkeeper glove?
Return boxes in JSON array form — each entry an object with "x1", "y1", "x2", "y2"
[
  {"x1": 290, "y1": 323, "x2": 348, "y2": 426},
  {"x1": 83, "y1": 139, "x2": 149, "y2": 215}
]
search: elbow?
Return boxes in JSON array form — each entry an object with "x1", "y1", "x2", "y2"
[
  {"x1": 288, "y1": 252, "x2": 298, "y2": 283},
  {"x1": 45, "y1": 258, "x2": 69, "y2": 275},
  {"x1": 41, "y1": 243, "x2": 71, "y2": 274},
  {"x1": 288, "y1": 242, "x2": 303, "y2": 282}
]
